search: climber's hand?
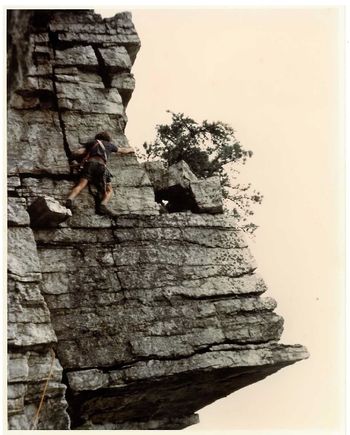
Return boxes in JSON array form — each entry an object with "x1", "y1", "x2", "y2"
[{"x1": 118, "y1": 147, "x2": 136, "y2": 155}]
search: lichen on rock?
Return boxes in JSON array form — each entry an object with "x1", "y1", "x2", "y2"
[{"x1": 7, "y1": 9, "x2": 308, "y2": 430}]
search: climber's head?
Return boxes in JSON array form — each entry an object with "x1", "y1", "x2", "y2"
[{"x1": 95, "y1": 131, "x2": 112, "y2": 142}]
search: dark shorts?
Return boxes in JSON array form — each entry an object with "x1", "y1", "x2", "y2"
[{"x1": 80, "y1": 161, "x2": 112, "y2": 185}]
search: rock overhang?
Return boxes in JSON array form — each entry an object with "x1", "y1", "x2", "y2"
[{"x1": 33, "y1": 213, "x2": 308, "y2": 428}]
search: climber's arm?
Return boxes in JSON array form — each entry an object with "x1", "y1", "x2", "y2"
[
  {"x1": 117, "y1": 147, "x2": 135, "y2": 155},
  {"x1": 68, "y1": 147, "x2": 87, "y2": 163},
  {"x1": 71, "y1": 147, "x2": 87, "y2": 157}
]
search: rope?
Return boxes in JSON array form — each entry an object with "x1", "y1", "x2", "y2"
[{"x1": 30, "y1": 348, "x2": 56, "y2": 430}]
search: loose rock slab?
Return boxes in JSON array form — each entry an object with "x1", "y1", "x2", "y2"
[{"x1": 28, "y1": 196, "x2": 72, "y2": 228}]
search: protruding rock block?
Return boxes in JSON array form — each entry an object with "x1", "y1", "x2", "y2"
[
  {"x1": 111, "y1": 72, "x2": 135, "y2": 106},
  {"x1": 55, "y1": 46, "x2": 98, "y2": 69},
  {"x1": 142, "y1": 160, "x2": 167, "y2": 189},
  {"x1": 167, "y1": 160, "x2": 198, "y2": 189},
  {"x1": 28, "y1": 196, "x2": 72, "y2": 228},
  {"x1": 98, "y1": 46, "x2": 132, "y2": 72},
  {"x1": 190, "y1": 176, "x2": 224, "y2": 213},
  {"x1": 67, "y1": 369, "x2": 108, "y2": 392},
  {"x1": 144, "y1": 159, "x2": 224, "y2": 214}
]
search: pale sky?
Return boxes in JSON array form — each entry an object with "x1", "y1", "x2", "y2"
[{"x1": 94, "y1": 7, "x2": 345, "y2": 432}]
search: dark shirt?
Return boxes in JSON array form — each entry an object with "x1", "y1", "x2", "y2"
[{"x1": 83, "y1": 140, "x2": 118, "y2": 162}]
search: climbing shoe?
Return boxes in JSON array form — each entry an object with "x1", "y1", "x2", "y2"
[
  {"x1": 97, "y1": 204, "x2": 116, "y2": 217},
  {"x1": 65, "y1": 199, "x2": 74, "y2": 210}
]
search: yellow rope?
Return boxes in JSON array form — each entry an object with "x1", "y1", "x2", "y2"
[{"x1": 30, "y1": 348, "x2": 56, "y2": 430}]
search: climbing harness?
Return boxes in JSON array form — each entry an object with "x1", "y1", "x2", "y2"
[
  {"x1": 77, "y1": 139, "x2": 107, "y2": 169},
  {"x1": 30, "y1": 348, "x2": 56, "y2": 430}
]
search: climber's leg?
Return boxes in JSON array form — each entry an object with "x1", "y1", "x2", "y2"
[
  {"x1": 65, "y1": 178, "x2": 88, "y2": 209},
  {"x1": 100, "y1": 183, "x2": 113, "y2": 205},
  {"x1": 68, "y1": 178, "x2": 89, "y2": 200},
  {"x1": 97, "y1": 183, "x2": 116, "y2": 216}
]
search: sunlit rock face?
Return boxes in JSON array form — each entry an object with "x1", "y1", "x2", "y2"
[{"x1": 7, "y1": 9, "x2": 308, "y2": 430}]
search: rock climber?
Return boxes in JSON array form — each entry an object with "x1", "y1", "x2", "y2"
[{"x1": 65, "y1": 131, "x2": 135, "y2": 216}]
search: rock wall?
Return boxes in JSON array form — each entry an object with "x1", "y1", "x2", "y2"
[
  {"x1": 7, "y1": 9, "x2": 308, "y2": 430},
  {"x1": 8, "y1": 198, "x2": 70, "y2": 429}
]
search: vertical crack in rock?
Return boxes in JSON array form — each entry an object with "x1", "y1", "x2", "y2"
[
  {"x1": 51, "y1": 67, "x2": 72, "y2": 159},
  {"x1": 48, "y1": 30, "x2": 59, "y2": 54},
  {"x1": 92, "y1": 45, "x2": 112, "y2": 89},
  {"x1": 48, "y1": 30, "x2": 72, "y2": 160}
]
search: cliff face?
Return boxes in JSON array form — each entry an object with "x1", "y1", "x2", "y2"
[{"x1": 7, "y1": 10, "x2": 308, "y2": 430}]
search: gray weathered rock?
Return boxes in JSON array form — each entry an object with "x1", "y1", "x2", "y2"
[
  {"x1": 8, "y1": 227, "x2": 42, "y2": 279},
  {"x1": 67, "y1": 369, "x2": 108, "y2": 391},
  {"x1": 7, "y1": 195, "x2": 69, "y2": 428},
  {"x1": 33, "y1": 214, "x2": 308, "y2": 428},
  {"x1": 111, "y1": 72, "x2": 135, "y2": 106},
  {"x1": 167, "y1": 160, "x2": 199, "y2": 189},
  {"x1": 7, "y1": 110, "x2": 69, "y2": 175},
  {"x1": 190, "y1": 176, "x2": 224, "y2": 213},
  {"x1": 8, "y1": 176, "x2": 21, "y2": 193},
  {"x1": 7, "y1": 10, "x2": 34, "y2": 99},
  {"x1": 61, "y1": 112, "x2": 127, "y2": 145},
  {"x1": 142, "y1": 160, "x2": 167, "y2": 189},
  {"x1": 56, "y1": 73, "x2": 124, "y2": 114},
  {"x1": 98, "y1": 46, "x2": 132, "y2": 72},
  {"x1": 55, "y1": 46, "x2": 98, "y2": 69},
  {"x1": 8, "y1": 198, "x2": 30, "y2": 226},
  {"x1": 7, "y1": 9, "x2": 308, "y2": 431},
  {"x1": 7, "y1": 352, "x2": 70, "y2": 430}
]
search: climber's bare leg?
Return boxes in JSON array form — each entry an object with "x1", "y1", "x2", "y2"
[
  {"x1": 68, "y1": 178, "x2": 89, "y2": 200},
  {"x1": 100, "y1": 183, "x2": 113, "y2": 205}
]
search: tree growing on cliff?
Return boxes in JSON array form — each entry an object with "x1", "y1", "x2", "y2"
[{"x1": 142, "y1": 111, "x2": 263, "y2": 234}]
